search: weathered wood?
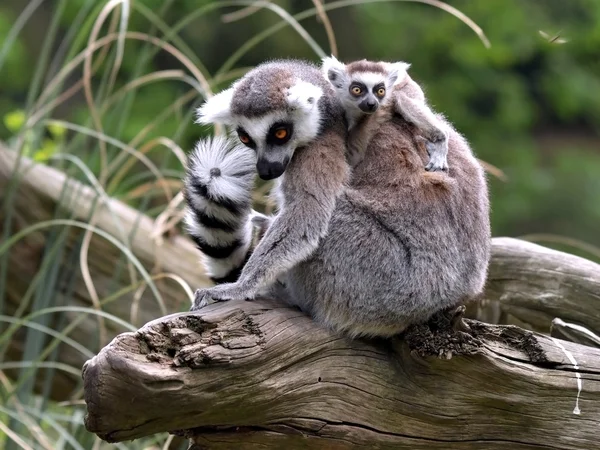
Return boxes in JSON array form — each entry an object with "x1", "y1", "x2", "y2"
[
  {"x1": 551, "y1": 318, "x2": 600, "y2": 348},
  {"x1": 480, "y1": 237, "x2": 600, "y2": 333},
  {"x1": 83, "y1": 299, "x2": 600, "y2": 449}
]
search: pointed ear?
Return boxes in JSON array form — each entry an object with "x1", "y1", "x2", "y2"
[
  {"x1": 287, "y1": 80, "x2": 323, "y2": 113},
  {"x1": 321, "y1": 55, "x2": 347, "y2": 89},
  {"x1": 195, "y1": 86, "x2": 235, "y2": 125},
  {"x1": 386, "y1": 61, "x2": 411, "y2": 86}
]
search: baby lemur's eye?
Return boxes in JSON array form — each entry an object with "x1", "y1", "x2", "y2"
[
  {"x1": 351, "y1": 86, "x2": 362, "y2": 96},
  {"x1": 376, "y1": 87, "x2": 386, "y2": 97},
  {"x1": 274, "y1": 129, "x2": 288, "y2": 139}
]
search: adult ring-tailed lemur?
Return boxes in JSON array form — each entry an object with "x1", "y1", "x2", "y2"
[{"x1": 183, "y1": 59, "x2": 491, "y2": 338}]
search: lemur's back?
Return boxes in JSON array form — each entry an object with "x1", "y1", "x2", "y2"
[{"x1": 285, "y1": 114, "x2": 491, "y2": 337}]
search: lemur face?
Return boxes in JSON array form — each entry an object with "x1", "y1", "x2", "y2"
[
  {"x1": 233, "y1": 113, "x2": 297, "y2": 180},
  {"x1": 322, "y1": 56, "x2": 411, "y2": 117},
  {"x1": 346, "y1": 72, "x2": 388, "y2": 114},
  {"x1": 196, "y1": 66, "x2": 324, "y2": 180}
]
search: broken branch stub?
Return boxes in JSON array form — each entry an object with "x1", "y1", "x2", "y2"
[{"x1": 83, "y1": 299, "x2": 600, "y2": 449}]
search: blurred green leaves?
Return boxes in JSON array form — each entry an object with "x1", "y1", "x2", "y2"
[
  {"x1": 2, "y1": 110, "x2": 25, "y2": 133},
  {"x1": 3, "y1": 108, "x2": 64, "y2": 162}
]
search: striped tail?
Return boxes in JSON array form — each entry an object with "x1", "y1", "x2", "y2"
[{"x1": 183, "y1": 136, "x2": 256, "y2": 284}]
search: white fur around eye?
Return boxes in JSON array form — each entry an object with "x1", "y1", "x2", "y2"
[{"x1": 234, "y1": 107, "x2": 321, "y2": 149}]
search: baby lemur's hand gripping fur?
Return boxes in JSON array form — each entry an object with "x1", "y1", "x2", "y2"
[
  {"x1": 184, "y1": 59, "x2": 491, "y2": 338},
  {"x1": 322, "y1": 56, "x2": 450, "y2": 172}
]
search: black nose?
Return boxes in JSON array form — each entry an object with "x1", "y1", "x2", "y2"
[
  {"x1": 360, "y1": 99, "x2": 378, "y2": 113},
  {"x1": 257, "y1": 159, "x2": 287, "y2": 180}
]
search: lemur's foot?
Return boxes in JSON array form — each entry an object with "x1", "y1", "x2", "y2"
[
  {"x1": 424, "y1": 141, "x2": 449, "y2": 172},
  {"x1": 427, "y1": 304, "x2": 469, "y2": 332},
  {"x1": 447, "y1": 305, "x2": 470, "y2": 332}
]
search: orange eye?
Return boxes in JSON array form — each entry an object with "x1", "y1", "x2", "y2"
[
  {"x1": 351, "y1": 86, "x2": 362, "y2": 95},
  {"x1": 239, "y1": 134, "x2": 250, "y2": 144},
  {"x1": 275, "y1": 129, "x2": 288, "y2": 139},
  {"x1": 377, "y1": 88, "x2": 386, "y2": 97}
]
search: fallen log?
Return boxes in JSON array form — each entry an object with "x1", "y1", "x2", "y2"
[
  {"x1": 481, "y1": 237, "x2": 600, "y2": 332},
  {"x1": 83, "y1": 299, "x2": 600, "y2": 449}
]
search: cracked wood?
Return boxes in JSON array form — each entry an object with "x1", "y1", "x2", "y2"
[{"x1": 82, "y1": 299, "x2": 600, "y2": 449}]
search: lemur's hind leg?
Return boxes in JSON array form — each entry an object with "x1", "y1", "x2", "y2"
[{"x1": 395, "y1": 92, "x2": 449, "y2": 172}]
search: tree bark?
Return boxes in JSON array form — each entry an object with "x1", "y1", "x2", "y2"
[
  {"x1": 481, "y1": 237, "x2": 600, "y2": 332},
  {"x1": 83, "y1": 299, "x2": 600, "y2": 449}
]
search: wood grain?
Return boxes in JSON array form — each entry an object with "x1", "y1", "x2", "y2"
[
  {"x1": 481, "y1": 237, "x2": 600, "y2": 332},
  {"x1": 83, "y1": 299, "x2": 600, "y2": 449}
]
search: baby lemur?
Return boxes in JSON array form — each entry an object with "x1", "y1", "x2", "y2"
[{"x1": 322, "y1": 56, "x2": 449, "y2": 172}]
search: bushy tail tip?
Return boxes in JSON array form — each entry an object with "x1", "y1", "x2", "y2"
[{"x1": 183, "y1": 136, "x2": 256, "y2": 283}]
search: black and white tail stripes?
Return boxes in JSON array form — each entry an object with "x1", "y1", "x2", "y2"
[{"x1": 183, "y1": 136, "x2": 256, "y2": 284}]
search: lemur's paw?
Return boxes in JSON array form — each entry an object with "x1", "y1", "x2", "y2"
[
  {"x1": 190, "y1": 283, "x2": 255, "y2": 311},
  {"x1": 424, "y1": 141, "x2": 449, "y2": 172},
  {"x1": 190, "y1": 288, "x2": 221, "y2": 311}
]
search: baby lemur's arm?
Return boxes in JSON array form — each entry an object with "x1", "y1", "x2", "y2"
[
  {"x1": 193, "y1": 129, "x2": 349, "y2": 307},
  {"x1": 394, "y1": 76, "x2": 450, "y2": 172}
]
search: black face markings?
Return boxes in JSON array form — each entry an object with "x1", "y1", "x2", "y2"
[
  {"x1": 266, "y1": 121, "x2": 293, "y2": 146},
  {"x1": 190, "y1": 235, "x2": 242, "y2": 259},
  {"x1": 349, "y1": 82, "x2": 366, "y2": 97},
  {"x1": 236, "y1": 127, "x2": 256, "y2": 149},
  {"x1": 373, "y1": 82, "x2": 386, "y2": 98}
]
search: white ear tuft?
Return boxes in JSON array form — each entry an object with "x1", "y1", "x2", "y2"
[
  {"x1": 321, "y1": 55, "x2": 347, "y2": 89},
  {"x1": 195, "y1": 86, "x2": 235, "y2": 125},
  {"x1": 386, "y1": 61, "x2": 411, "y2": 86},
  {"x1": 287, "y1": 81, "x2": 323, "y2": 113}
]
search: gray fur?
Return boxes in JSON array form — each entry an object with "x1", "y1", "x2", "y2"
[{"x1": 187, "y1": 59, "x2": 491, "y2": 338}]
